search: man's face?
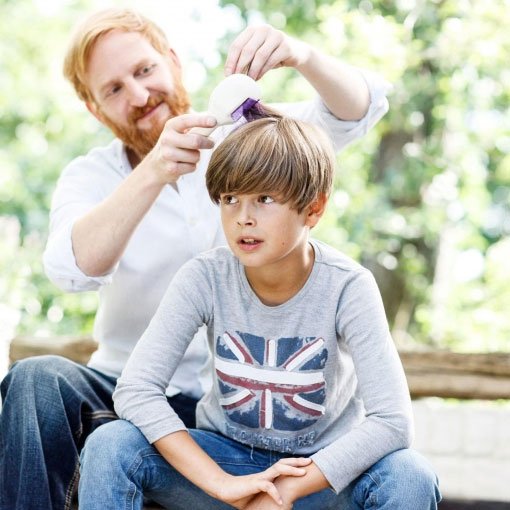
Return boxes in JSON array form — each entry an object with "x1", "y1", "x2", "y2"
[{"x1": 85, "y1": 29, "x2": 190, "y2": 158}]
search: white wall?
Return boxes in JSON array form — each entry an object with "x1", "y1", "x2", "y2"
[{"x1": 413, "y1": 398, "x2": 510, "y2": 502}]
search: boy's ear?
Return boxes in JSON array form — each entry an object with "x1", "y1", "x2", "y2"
[{"x1": 305, "y1": 194, "x2": 328, "y2": 228}]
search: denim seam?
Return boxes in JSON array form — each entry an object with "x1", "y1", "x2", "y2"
[
  {"x1": 64, "y1": 462, "x2": 80, "y2": 510},
  {"x1": 125, "y1": 453, "x2": 146, "y2": 510},
  {"x1": 216, "y1": 460, "x2": 267, "y2": 468},
  {"x1": 362, "y1": 472, "x2": 380, "y2": 510},
  {"x1": 67, "y1": 412, "x2": 84, "y2": 510},
  {"x1": 82, "y1": 410, "x2": 118, "y2": 420},
  {"x1": 73, "y1": 421, "x2": 83, "y2": 441},
  {"x1": 124, "y1": 450, "x2": 166, "y2": 510},
  {"x1": 364, "y1": 472, "x2": 381, "y2": 488}
]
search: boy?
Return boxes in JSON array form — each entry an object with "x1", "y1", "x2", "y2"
[{"x1": 79, "y1": 114, "x2": 440, "y2": 509}]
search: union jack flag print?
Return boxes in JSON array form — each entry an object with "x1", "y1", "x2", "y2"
[{"x1": 215, "y1": 331, "x2": 328, "y2": 431}]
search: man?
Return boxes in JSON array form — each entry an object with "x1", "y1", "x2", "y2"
[{"x1": 0, "y1": 8, "x2": 390, "y2": 510}]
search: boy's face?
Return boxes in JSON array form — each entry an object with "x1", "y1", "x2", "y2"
[
  {"x1": 84, "y1": 30, "x2": 189, "y2": 157},
  {"x1": 220, "y1": 192, "x2": 316, "y2": 270}
]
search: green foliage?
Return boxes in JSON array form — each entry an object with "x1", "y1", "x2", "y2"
[
  {"x1": 220, "y1": 0, "x2": 510, "y2": 351},
  {"x1": 1, "y1": 0, "x2": 509, "y2": 352},
  {"x1": 1, "y1": 0, "x2": 106, "y2": 336}
]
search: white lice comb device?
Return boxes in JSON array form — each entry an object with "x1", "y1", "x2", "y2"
[{"x1": 191, "y1": 74, "x2": 262, "y2": 136}]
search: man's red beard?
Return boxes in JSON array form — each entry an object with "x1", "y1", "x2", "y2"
[{"x1": 98, "y1": 74, "x2": 190, "y2": 160}]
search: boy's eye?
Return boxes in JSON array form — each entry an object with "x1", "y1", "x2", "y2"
[
  {"x1": 259, "y1": 195, "x2": 274, "y2": 204},
  {"x1": 221, "y1": 195, "x2": 238, "y2": 205}
]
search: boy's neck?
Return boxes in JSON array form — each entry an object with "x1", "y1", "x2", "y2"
[{"x1": 244, "y1": 242, "x2": 315, "y2": 306}]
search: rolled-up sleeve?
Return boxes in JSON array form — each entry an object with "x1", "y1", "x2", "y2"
[
  {"x1": 274, "y1": 68, "x2": 391, "y2": 152},
  {"x1": 43, "y1": 150, "x2": 121, "y2": 292},
  {"x1": 43, "y1": 218, "x2": 115, "y2": 292}
]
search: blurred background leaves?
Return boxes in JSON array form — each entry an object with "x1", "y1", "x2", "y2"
[{"x1": 1, "y1": 0, "x2": 509, "y2": 352}]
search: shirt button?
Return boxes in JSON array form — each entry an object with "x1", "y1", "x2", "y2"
[{"x1": 189, "y1": 217, "x2": 197, "y2": 226}]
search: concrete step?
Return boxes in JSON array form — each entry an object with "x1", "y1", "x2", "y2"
[{"x1": 439, "y1": 500, "x2": 510, "y2": 509}]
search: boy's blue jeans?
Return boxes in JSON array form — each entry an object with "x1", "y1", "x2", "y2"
[
  {"x1": 78, "y1": 419, "x2": 441, "y2": 510},
  {"x1": 0, "y1": 355, "x2": 198, "y2": 510}
]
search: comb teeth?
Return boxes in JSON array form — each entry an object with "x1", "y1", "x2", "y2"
[
  {"x1": 231, "y1": 98, "x2": 261, "y2": 121},
  {"x1": 243, "y1": 101, "x2": 266, "y2": 122}
]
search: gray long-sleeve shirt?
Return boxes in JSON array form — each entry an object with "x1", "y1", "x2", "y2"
[{"x1": 114, "y1": 239, "x2": 413, "y2": 493}]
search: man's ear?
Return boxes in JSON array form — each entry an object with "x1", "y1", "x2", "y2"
[
  {"x1": 86, "y1": 101, "x2": 104, "y2": 123},
  {"x1": 305, "y1": 194, "x2": 328, "y2": 228},
  {"x1": 168, "y1": 48, "x2": 182, "y2": 71}
]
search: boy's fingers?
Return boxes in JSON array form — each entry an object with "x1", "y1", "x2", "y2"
[
  {"x1": 276, "y1": 457, "x2": 312, "y2": 466},
  {"x1": 262, "y1": 459, "x2": 308, "y2": 480},
  {"x1": 269, "y1": 464, "x2": 306, "y2": 478},
  {"x1": 259, "y1": 481, "x2": 283, "y2": 506}
]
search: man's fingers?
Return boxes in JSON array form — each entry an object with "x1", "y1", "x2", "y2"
[
  {"x1": 163, "y1": 130, "x2": 215, "y2": 151},
  {"x1": 255, "y1": 46, "x2": 287, "y2": 80},
  {"x1": 234, "y1": 30, "x2": 268, "y2": 76},
  {"x1": 165, "y1": 113, "x2": 217, "y2": 134},
  {"x1": 165, "y1": 161, "x2": 198, "y2": 176},
  {"x1": 225, "y1": 25, "x2": 281, "y2": 77},
  {"x1": 142, "y1": 113, "x2": 217, "y2": 186},
  {"x1": 160, "y1": 120, "x2": 215, "y2": 152},
  {"x1": 244, "y1": 32, "x2": 285, "y2": 80},
  {"x1": 158, "y1": 146, "x2": 200, "y2": 164},
  {"x1": 224, "y1": 26, "x2": 256, "y2": 75},
  {"x1": 225, "y1": 25, "x2": 308, "y2": 79}
]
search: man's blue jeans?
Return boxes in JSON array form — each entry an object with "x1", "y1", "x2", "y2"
[
  {"x1": 0, "y1": 355, "x2": 198, "y2": 510},
  {"x1": 79, "y1": 419, "x2": 441, "y2": 509}
]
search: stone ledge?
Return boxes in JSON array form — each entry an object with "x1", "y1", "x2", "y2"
[
  {"x1": 9, "y1": 336, "x2": 510, "y2": 399},
  {"x1": 9, "y1": 335, "x2": 97, "y2": 365},
  {"x1": 439, "y1": 501, "x2": 510, "y2": 509}
]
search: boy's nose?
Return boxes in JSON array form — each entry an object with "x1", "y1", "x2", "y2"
[
  {"x1": 236, "y1": 205, "x2": 256, "y2": 226},
  {"x1": 236, "y1": 217, "x2": 255, "y2": 226}
]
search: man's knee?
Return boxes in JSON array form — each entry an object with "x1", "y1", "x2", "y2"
[{"x1": 2, "y1": 355, "x2": 76, "y2": 399}]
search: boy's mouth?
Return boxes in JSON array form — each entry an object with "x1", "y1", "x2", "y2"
[{"x1": 237, "y1": 237, "x2": 263, "y2": 251}]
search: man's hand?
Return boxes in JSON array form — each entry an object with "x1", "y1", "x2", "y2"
[
  {"x1": 215, "y1": 457, "x2": 311, "y2": 509},
  {"x1": 71, "y1": 112, "x2": 216, "y2": 276},
  {"x1": 142, "y1": 113, "x2": 217, "y2": 185},
  {"x1": 224, "y1": 24, "x2": 311, "y2": 81}
]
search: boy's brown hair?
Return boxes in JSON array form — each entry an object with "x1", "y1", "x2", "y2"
[
  {"x1": 206, "y1": 111, "x2": 335, "y2": 213},
  {"x1": 63, "y1": 8, "x2": 171, "y2": 103}
]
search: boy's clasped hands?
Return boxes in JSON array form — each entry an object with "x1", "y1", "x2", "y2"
[{"x1": 217, "y1": 457, "x2": 312, "y2": 509}]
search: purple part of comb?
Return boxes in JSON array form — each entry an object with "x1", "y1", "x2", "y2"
[{"x1": 231, "y1": 98, "x2": 260, "y2": 121}]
